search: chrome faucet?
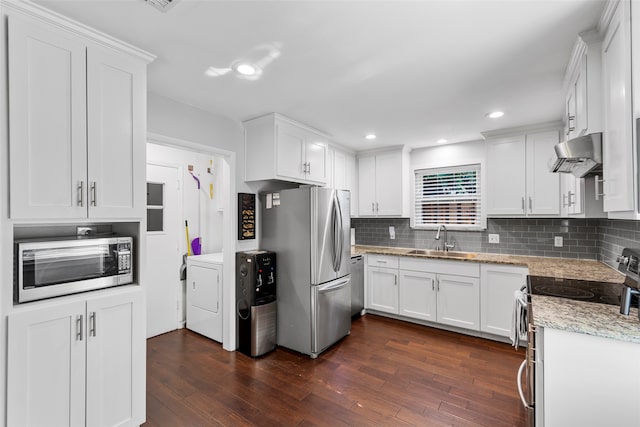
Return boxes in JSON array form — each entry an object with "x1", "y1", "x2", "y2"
[{"x1": 435, "y1": 225, "x2": 455, "y2": 252}]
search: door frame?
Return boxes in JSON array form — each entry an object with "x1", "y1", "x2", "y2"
[{"x1": 147, "y1": 132, "x2": 237, "y2": 351}]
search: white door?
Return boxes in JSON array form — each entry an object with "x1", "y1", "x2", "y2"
[
  {"x1": 304, "y1": 135, "x2": 328, "y2": 184},
  {"x1": 187, "y1": 263, "x2": 223, "y2": 342},
  {"x1": 375, "y1": 151, "x2": 404, "y2": 216},
  {"x1": 86, "y1": 289, "x2": 145, "y2": 427},
  {"x1": 7, "y1": 300, "x2": 87, "y2": 427},
  {"x1": 146, "y1": 164, "x2": 181, "y2": 337},
  {"x1": 436, "y1": 274, "x2": 480, "y2": 331},
  {"x1": 486, "y1": 136, "x2": 527, "y2": 215},
  {"x1": 526, "y1": 131, "x2": 560, "y2": 215},
  {"x1": 8, "y1": 14, "x2": 87, "y2": 219},
  {"x1": 87, "y1": 43, "x2": 145, "y2": 219},
  {"x1": 399, "y1": 270, "x2": 437, "y2": 321},
  {"x1": 276, "y1": 121, "x2": 306, "y2": 181},
  {"x1": 367, "y1": 267, "x2": 398, "y2": 314},
  {"x1": 358, "y1": 155, "x2": 377, "y2": 215}
]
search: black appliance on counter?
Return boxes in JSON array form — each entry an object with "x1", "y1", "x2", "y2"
[
  {"x1": 236, "y1": 250, "x2": 277, "y2": 357},
  {"x1": 517, "y1": 248, "x2": 640, "y2": 427}
]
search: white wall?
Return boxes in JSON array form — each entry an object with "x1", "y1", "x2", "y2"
[{"x1": 411, "y1": 139, "x2": 486, "y2": 170}]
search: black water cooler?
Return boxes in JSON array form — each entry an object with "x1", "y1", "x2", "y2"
[{"x1": 236, "y1": 251, "x2": 277, "y2": 357}]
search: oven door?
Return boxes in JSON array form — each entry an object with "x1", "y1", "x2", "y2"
[
  {"x1": 17, "y1": 239, "x2": 126, "y2": 302},
  {"x1": 517, "y1": 323, "x2": 536, "y2": 427}
]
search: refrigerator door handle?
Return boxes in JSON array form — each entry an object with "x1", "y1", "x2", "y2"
[
  {"x1": 335, "y1": 193, "x2": 344, "y2": 272},
  {"x1": 318, "y1": 277, "x2": 350, "y2": 293}
]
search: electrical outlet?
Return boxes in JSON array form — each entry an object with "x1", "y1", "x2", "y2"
[
  {"x1": 389, "y1": 226, "x2": 395, "y2": 240},
  {"x1": 554, "y1": 236, "x2": 563, "y2": 247},
  {"x1": 488, "y1": 234, "x2": 500, "y2": 244}
]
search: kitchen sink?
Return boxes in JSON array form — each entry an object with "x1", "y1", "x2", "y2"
[{"x1": 405, "y1": 249, "x2": 478, "y2": 259}]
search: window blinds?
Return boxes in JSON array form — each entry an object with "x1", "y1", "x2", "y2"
[{"x1": 414, "y1": 164, "x2": 481, "y2": 227}]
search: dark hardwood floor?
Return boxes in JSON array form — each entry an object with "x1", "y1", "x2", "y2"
[{"x1": 145, "y1": 314, "x2": 527, "y2": 426}]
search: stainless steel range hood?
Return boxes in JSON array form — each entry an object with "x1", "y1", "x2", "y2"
[{"x1": 549, "y1": 132, "x2": 602, "y2": 178}]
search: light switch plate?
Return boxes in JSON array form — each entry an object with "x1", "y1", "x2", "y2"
[
  {"x1": 488, "y1": 234, "x2": 499, "y2": 244},
  {"x1": 554, "y1": 236, "x2": 563, "y2": 247}
]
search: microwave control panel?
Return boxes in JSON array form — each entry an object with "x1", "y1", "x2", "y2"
[{"x1": 117, "y1": 242, "x2": 132, "y2": 274}]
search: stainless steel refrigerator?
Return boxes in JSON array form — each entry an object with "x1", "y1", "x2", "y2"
[{"x1": 261, "y1": 187, "x2": 351, "y2": 358}]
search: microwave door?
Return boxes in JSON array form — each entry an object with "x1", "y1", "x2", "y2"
[{"x1": 22, "y1": 245, "x2": 111, "y2": 288}]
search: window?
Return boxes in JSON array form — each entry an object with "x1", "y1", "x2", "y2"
[
  {"x1": 413, "y1": 164, "x2": 483, "y2": 229},
  {"x1": 146, "y1": 182, "x2": 164, "y2": 232}
]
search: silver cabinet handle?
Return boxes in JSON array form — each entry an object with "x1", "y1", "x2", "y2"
[
  {"x1": 432, "y1": 280, "x2": 435, "y2": 291},
  {"x1": 76, "y1": 315, "x2": 84, "y2": 341},
  {"x1": 90, "y1": 182, "x2": 97, "y2": 206},
  {"x1": 521, "y1": 197, "x2": 525, "y2": 212},
  {"x1": 77, "y1": 181, "x2": 84, "y2": 207},
  {"x1": 376, "y1": 259, "x2": 387, "y2": 264},
  {"x1": 307, "y1": 162, "x2": 311, "y2": 174},
  {"x1": 89, "y1": 312, "x2": 96, "y2": 337},
  {"x1": 372, "y1": 202, "x2": 375, "y2": 214},
  {"x1": 394, "y1": 274, "x2": 397, "y2": 286},
  {"x1": 528, "y1": 197, "x2": 532, "y2": 212},
  {"x1": 436, "y1": 278, "x2": 440, "y2": 292},
  {"x1": 567, "y1": 191, "x2": 575, "y2": 207},
  {"x1": 567, "y1": 114, "x2": 575, "y2": 134},
  {"x1": 375, "y1": 202, "x2": 379, "y2": 213}
]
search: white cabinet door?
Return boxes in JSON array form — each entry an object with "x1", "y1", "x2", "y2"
[
  {"x1": 358, "y1": 155, "x2": 377, "y2": 215},
  {"x1": 187, "y1": 263, "x2": 223, "y2": 342},
  {"x1": 333, "y1": 149, "x2": 347, "y2": 190},
  {"x1": 436, "y1": 274, "x2": 480, "y2": 330},
  {"x1": 276, "y1": 121, "x2": 306, "y2": 181},
  {"x1": 486, "y1": 136, "x2": 527, "y2": 215},
  {"x1": 7, "y1": 300, "x2": 87, "y2": 427},
  {"x1": 399, "y1": 270, "x2": 437, "y2": 321},
  {"x1": 374, "y1": 150, "x2": 403, "y2": 216},
  {"x1": 8, "y1": 14, "x2": 88, "y2": 219},
  {"x1": 304, "y1": 134, "x2": 328, "y2": 184},
  {"x1": 86, "y1": 289, "x2": 145, "y2": 427},
  {"x1": 480, "y1": 264, "x2": 528, "y2": 337},
  {"x1": 367, "y1": 266, "x2": 398, "y2": 314},
  {"x1": 345, "y1": 153, "x2": 357, "y2": 216},
  {"x1": 574, "y1": 55, "x2": 588, "y2": 137},
  {"x1": 526, "y1": 131, "x2": 560, "y2": 215},
  {"x1": 87, "y1": 45, "x2": 146, "y2": 219},
  {"x1": 565, "y1": 84, "x2": 577, "y2": 140},
  {"x1": 602, "y1": 0, "x2": 634, "y2": 213}
]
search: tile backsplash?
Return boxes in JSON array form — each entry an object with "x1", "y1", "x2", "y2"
[{"x1": 351, "y1": 217, "x2": 639, "y2": 268}]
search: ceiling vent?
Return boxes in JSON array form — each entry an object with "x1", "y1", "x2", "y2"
[{"x1": 145, "y1": 0, "x2": 179, "y2": 12}]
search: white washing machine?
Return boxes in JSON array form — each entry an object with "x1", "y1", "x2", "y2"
[{"x1": 186, "y1": 253, "x2": 223, "y2": 342}]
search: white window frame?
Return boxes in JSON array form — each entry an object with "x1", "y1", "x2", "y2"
[{"x1": 411, "y1": 163, "x2": 487, "y2": 230}]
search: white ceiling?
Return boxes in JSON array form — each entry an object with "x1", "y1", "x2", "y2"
[{"x1": 34, "y1": 0, "x2": 606, "y2": 151}]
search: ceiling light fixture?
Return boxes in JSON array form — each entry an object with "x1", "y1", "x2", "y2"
[
  {"x1": 437, "y1": 139, "x2": 448, "y2": 144},
  {"x1": 487, "y1": 111, "x2": 504, "y2": 119},
  {"x1": 365, "y1": 134, "x2": 377, "y2": 140},
  {"x1": 235, "y1": 63, "x2": 257, "y2": 76}
]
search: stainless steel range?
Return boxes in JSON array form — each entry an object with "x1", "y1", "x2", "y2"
[{"x1": 517, "y1": 248, "x2": 640, "y2": 427}]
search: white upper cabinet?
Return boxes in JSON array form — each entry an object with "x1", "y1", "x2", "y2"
[
  {"x1": 244, "y1": 113, "x2": 329, "y2": 185},
  {"x1": 602, "y1": 0, "x2": 635, "y2": 215},
  {"x1": 8, "y1": 13, "x2": 150, "y2": 220},
  {"x1": 486, "y1": 129, "x2": 560, "y2": 217},
  {"x1": 332, "y1": 148, "x2": 357, "y2": 216},
  {"x1": 357, "y1": 148, "x2": 409, "y2": 217}
]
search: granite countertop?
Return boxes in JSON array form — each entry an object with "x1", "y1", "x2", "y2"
[
  {"x1": 352, "y1": 244, "x2": 625, "y2": 283},
  {"x1": 353, "y1": 244, "x2": 640, "y2": 343}
]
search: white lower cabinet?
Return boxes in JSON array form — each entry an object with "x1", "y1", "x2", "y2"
[
  {"x1": 7, "y1": 287, "x2": 145, "y2": 427},
  {"x1": 436, "y1": 274, "x2": 480, "y2": 330},
  {"x1": 367, "y1": 265, "x2": 399, "y2": 314},
  {"x1": 399, "y1": 270, "x2": 436, "y2": 321},
  {"x1": 480, "y1": 264, "x2": 528, "y2": 337}
]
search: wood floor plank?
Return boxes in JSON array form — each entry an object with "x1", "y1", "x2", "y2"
[{"x1": 145, "y1": 314, "x2": 526, "y2": 426}]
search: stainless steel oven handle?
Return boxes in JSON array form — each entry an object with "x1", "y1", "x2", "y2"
[{"x1": 517, "y1": 359, "x2": 533, "y2": 409}]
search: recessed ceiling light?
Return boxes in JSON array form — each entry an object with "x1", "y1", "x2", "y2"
[
  {"x1": 235, "y1": 63, "x2": 257, "y2": 76},
  {"x1": 487, "y1": 111, "x2": 504, "y2": 119},
  {"x1": 365, "y1": 134, "x2": 377, "y2": 140},
  {"x1": 437, "y1": 139, "x2": 448, "y2": 144}
]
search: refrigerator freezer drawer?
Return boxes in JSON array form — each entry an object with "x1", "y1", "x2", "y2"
[{"x1": 313, "y1": 276, "x2": 351, "y2": 356}]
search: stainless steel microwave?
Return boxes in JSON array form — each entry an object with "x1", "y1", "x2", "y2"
[{"x1": 15, "y1": 236, "x2": 133, "y2": 303}]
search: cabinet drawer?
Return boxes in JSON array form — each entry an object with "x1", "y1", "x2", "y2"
[
  {"x1": 367, "y1": 254, "x2": 398, "y2": 269},
  {"x1": 399, "y1": 256, "x2": 479, "y2": 277}
]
